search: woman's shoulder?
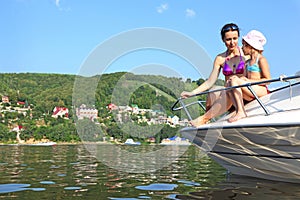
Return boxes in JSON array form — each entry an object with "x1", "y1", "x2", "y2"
[
  {"x1": 214, "y1": 54, "x2": 226, "y2": 68},
  {"x1": 215, "y1": 51, "x2": 226, "y2": 62},
  {"x1": 217, "y1": 51, "x2": 227, "y2": 58}
]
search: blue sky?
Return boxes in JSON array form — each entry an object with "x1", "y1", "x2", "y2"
[{"x1": 1, "y1": 0, "x2": 300, "y2": 81}]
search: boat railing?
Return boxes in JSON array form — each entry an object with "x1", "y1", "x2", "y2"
[{"x1": 171, "y1": 74, "x2": 300, "y2": 121}]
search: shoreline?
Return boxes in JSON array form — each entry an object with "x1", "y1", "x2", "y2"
[{"x1": 0, "y1": 141, "x2": 111, "y2": 146}]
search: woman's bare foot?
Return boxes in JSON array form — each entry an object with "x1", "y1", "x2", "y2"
[
  {"x1": 190, "y1": 116, "x2": 209, "y2": 127},
  {"x1": 228, "y1": 112, "x2": 247, "y2": 123}
]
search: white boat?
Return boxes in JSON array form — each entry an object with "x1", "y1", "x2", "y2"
[
  {"x1": 160, "y1": 136, "x2": 190, "y2": 145},
  {"x1": 172, "y1": 74, "x2": 300, "y2": 183},
  {"x1": 28, "y1": 142, "x2": 57, "y2": 146},
  {"x1": 124, "y1": 138, "x2": 141, "y2": 145}
]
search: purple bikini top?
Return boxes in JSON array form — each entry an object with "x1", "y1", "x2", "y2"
[{"x1": 222, "y1": 48, "x2": 245, "y2": 76}]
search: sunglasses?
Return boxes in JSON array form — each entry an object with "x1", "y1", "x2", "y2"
[{"x1": 222, "y1": 25, "x2": 239, "y2": 33}]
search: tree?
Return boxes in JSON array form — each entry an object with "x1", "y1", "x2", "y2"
[
  {"x1": 76, "y1": 119, "x2": 104, "y2": 142},
  {"x1": 0, "y1": 123, "x2": 12, "y2": 142}
]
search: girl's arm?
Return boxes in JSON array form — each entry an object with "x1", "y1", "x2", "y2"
[{"x1": 258, "y1": 56, "x2": 271, "y2": 83}]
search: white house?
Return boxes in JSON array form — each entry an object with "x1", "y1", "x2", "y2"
[
  {"x1": 52, "y1": 107, "x2": 69, "y2": 118},
  {"x1": 76, "y1": 104, "x2": 98, "y2": 121}
]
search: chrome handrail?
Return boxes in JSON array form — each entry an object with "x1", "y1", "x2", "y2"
[{"x1": 171, "y1": 74, "x2": 300, "y2": 120}]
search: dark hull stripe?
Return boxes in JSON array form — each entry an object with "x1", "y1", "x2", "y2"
[
  {"x1": 185, "y1": 124, "x2": 300, "y2": 132},
  {"x1": 210, "y1": 151, "x2": 300, "y2": 160}
]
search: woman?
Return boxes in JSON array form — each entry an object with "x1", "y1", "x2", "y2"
[
  {"x1": 227, "y1": 30, "x2": 271, "y2": 122},
  {"x1": 181, "y1": 23, "x2": 248, "y2": 126}
]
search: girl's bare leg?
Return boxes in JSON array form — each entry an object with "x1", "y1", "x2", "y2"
[{"x1": 228, "y1": 87, "x2": 247, "y2": 123}]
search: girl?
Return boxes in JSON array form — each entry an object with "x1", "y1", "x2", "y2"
[{"x1": 227, "y1": 30, "x2": 271, "y2": 122}]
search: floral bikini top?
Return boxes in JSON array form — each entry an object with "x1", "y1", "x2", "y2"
[{"x1": 222, "y1": 48, "x2": 245, "y2": 76}]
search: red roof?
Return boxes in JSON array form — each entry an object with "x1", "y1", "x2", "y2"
[{"x1": 53, "y1": 107, "x2": 69, "y2": 115}]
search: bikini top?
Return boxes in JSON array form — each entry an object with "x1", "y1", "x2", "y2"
[
  {"x1": 247, "y1": 55, "x2": 261, "y2": 72},
  {"x1": 222, "y1": 48, "x2": 245, "y2": 76}
]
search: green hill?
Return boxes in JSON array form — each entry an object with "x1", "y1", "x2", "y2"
[
  {"x1": 0, "y1": 72, "x2": 226, "y2": 143},
  {"x1": 0, "y1": 72, "x2": 192, "y2": 117}
]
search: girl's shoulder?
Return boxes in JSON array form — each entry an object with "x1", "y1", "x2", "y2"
[{"x1": 258, "y1": 54, "x2": 267, "y2": 63}]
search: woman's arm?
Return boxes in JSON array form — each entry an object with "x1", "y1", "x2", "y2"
[{"x1": 190, "y1": 55, "x2": 223, "y2": 94}]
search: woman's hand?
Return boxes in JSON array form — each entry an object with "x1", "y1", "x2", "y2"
[
  {"x1": 240, "y1": 76, "x2": 248, "y2": 81},
  {"x1": 180, "y1": 91, "x2": 194, "y2": 99},
  {"x1": 228, "y1": 75, "x2": 248, "y2": 83}
]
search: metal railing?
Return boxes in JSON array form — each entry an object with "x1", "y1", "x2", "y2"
[{"x1": 171, "y1": 75, "x2": 300, "y2": 121}]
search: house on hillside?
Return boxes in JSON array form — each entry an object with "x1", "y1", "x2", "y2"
[
  {"x1": 131, "y1": 104, "x2": 139, "y2": 114},
  {"x1": 76, "y1": 104, "x2": 98, "y2": 121},
  {"x1": 167, "y1": 115, "x2": 179, "y2": 126},
  {"x1": 12, "y1": 125, "x2": 23, "y2": 132},
  {"x1": 17, "y1": 101, "x2": 26, "y2": 106},
  {"x1": 17, "y1": 100, "x2": 30, "y2": 107},
  {"x1": 117, "y1": 105, "x2": 132, "y2": 113},
  {"x1": 107, "y1": 103, "x2": 118, "y2": 111},
  {"x1": 52, "y1": 107, "x2": 69, "y2": 119},
  {"x1": 1, "y1": 96, "x2": 9, "y2": 103}
]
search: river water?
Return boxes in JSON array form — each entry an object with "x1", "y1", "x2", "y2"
[{"x1": 0, "y1": 144, "x2": 299, "y2": 199}]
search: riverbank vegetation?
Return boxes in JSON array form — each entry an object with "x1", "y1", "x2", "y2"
[{"x1": 0, "y1": 72, "x2": 224, "y2": 144}]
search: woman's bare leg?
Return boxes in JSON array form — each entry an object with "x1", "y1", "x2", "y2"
[
  {"x1": 190, "y1": 91, "x2": 233, "y2": 127},
  {"x1": 206, "y1": 90, "x2": 222, "y2": 111}
]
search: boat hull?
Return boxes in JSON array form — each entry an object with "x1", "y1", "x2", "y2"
[
  {"x1": 181, "y1": 83, "x2": 300, "y2": 183},
  {"x1": 182, "y1": 124, "x2": 300, "y2": 183}
]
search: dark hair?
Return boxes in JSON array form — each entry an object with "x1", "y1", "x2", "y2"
[{"x1": 220, "y1": 23, "x2": 240, "y2": 40}]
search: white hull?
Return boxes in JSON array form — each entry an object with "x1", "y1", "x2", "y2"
[
  {"x1": 124, "y1": 138, "x2": 141, "y2": 145},
  {"x1": 181, "y1": 82, "x2": 300, "y2": 183},
  {"x1": 27, "y1": 142, "x2": 57, "y2": 146}
]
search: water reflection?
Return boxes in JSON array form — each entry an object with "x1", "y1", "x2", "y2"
[
  {"x1": 1, "y1": 144, "x2": 298, "y2": 199},
  {"x1": 175, "y1": 174, "x2": 300, "y2": 200},
  {"x1": 0, "y1": 184, "x2": 46, "y2": 194},
  {"x1": 135, "y1": 183, "x2": 178, "y2": 191},
  {"x1": 86, "y1": 143, "x2": 190, "y2": 173}
]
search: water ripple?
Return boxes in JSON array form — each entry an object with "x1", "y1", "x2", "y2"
[{"x1": 135, "y1": 183, "x2": 178, "y2": 191}]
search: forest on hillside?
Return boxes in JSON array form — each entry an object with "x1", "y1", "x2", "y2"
[
  {"x1": 0, "y1": 72, "x2": 224, "y2": 143},
  {"x1": 0, "y1": 72, "x2": 209, "y2": 116}
]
